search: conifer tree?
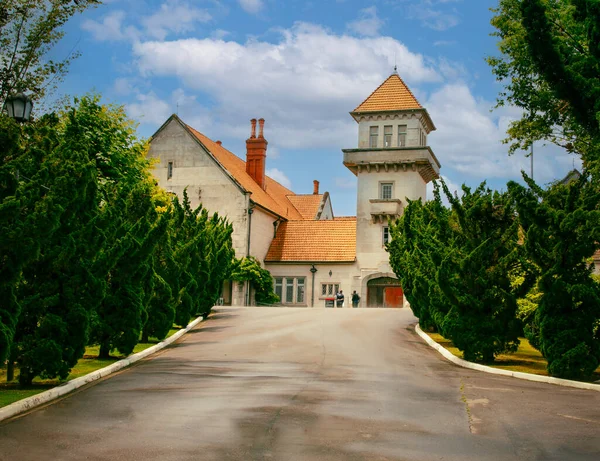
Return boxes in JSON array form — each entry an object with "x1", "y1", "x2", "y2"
[
  {"x1": 437, "y1": 182, "x2": 528, "y2": 362},
  {"x1": 508, "y1": 174, "x2": 600, "y2": 379}
]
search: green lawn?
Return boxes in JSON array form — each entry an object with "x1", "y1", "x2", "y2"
[
  {"x1": 0, "y1": 327, "x2": 181, "y2": 408},
  {"x1": 427, "y1": 331, "x2": 600, "y2": 382}
]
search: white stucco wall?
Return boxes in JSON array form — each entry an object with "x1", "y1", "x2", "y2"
[
  {"x1": 148, "y1": 120, "x2": 251, "y2": 260},
  {"x1": 355, "y1": 168, "x2": 426, "y2": 270},
  {"x1": 250, "y1": 207, "x2": 278, "y2": 263},
  {"x1": 357, "y1": 112, "x2": 429, "y2": 149},
  {"x1": 320, "y1": 196, "x2": 334, "y2": 220},
  {"x1": 266, "y1": 263, "x2": 359, "y2": 307}
]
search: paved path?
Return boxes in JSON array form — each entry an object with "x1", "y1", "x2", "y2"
[{"x1": 0, "y1": 307, "x2": 599, "y2": 460}]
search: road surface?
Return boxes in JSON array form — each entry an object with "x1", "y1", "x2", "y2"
[{"x1": 0, "y1": 307, "x2": 599, "y2": 460}]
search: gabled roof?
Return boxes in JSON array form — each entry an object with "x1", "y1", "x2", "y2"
[
  {"x1": 182, "y1": 121, "x2": 303, "y2": 220},
  {"x1": 353, "y1": 73, "x2": 422, "y2": 113},
  {"x1": 265, "y1": 218, "x2": 356, "y2": 263},
  {"x1": 286, "y1": 194, "x2": 324, "y2": 220}
]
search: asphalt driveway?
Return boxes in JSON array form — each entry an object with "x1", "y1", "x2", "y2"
[{"x1": 0, "y1": 307, "x2": 598, "y2": 460}]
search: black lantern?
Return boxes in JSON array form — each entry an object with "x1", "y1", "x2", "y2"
[{"x1": 3, "y1": 92, "x2": 33, "y2": 122}]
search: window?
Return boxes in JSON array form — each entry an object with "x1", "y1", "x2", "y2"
[
  {"x1": 398, "y1": 125, "x2": 407, "y2": 147},
  {"x1": 421, "y1": 130, "x2": 427, "y2": 146},
  {"x1": 383, "y1": 226, "x2": 390, "y2": 245},
  {"x1": 369, "y1": 126, "x2": 379, "y2": 148},
  {"x1": 380, "y1": 182, "x2": 393, "y2": 200},
  {"x1": 273, "y1": 277, "x2": 305, "y2": 305},
  {"x1": 285, "y1": 278, "x2": 294, "y2": 303},
  {"x1": 321, "y1": 283, "x2": 339, "y2": 298},
  {"x1": 167, "y1": 161, "x2": 173, "y2": 180},
  {"x1": 296, "y1": 278, "x2": 305, "y2": 303},
  {"x1": 275, "y1": 278, "x2": 283, "y2": 300},
  {"x1": 384, "y1": 125, "x2": 392, "y2": 147}
]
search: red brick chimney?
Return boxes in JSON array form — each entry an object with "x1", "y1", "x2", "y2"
[
  {"x1": 313, "y1": 180, "x2": 319, "y2": 195},
  {"x1": 246, "y1": 118, "x2": 268, "y2": 190}
]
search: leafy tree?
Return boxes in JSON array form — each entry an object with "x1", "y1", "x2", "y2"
[
  {"x1": 488, "y1": 0, "x2": 600, "y2": 169},
  {"x1": 508, "y1": 174, "x2": 600, "y2": 379},
  {"x1": 230, "y1": 256, "x2": 278, "y2": 306},
  {"x1": 0, "y1": 0, "x2": 100, "y2": 107}
]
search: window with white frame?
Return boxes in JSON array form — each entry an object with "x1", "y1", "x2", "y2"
[
  {"x1": 398, "y1": 125, "x2": 407, "y2": 147},
  {"x1": 321, "y1": 283, "x2": 340, "y2": 298},
  {"x1": 274, "y1": 277, "x2": 283, "y2": 300},
  {"x1": 384, "y1": 125, "x2": 392, "y2": 147},
  {"x1": 369, "y1": 126, "x2": 379, "y2": 148},
  {"x1": 273, "y1": 277, "x2": 306, "y2": 305},
  {"x1": 383, "y1": 226, "x2": 390, "y2": 245},
  {"x1": 380, "y1": 182, "x2": 393, "y2": 200}
]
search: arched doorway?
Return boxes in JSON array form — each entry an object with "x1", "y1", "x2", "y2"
[{"x1": 366, "y1": 277, "x2": 403, "y2": 308}]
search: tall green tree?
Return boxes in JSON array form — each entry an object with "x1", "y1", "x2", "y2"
[
  {"x1": 0, "y1": 113, "x2": 63, "y2": 365},
  {"x1": 488, "y1": 0, "x2": 600, "y2": 169},
  {"x1": 508, "y1": 174, "x2": 600, "y2": 379},
  {"x1": 388, "y1": 184, "x2": 454, "y2": 332},
  {"x1": 437, "y1": 182, "x2": 528, "y2": 362},
  {"x1": 0, "y1": 0, "x2": 100, "y2": 106}
]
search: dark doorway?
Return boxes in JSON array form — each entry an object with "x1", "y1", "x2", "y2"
[
  {"x1": 221, "y1": 280, "x2": 233, "y2": 306},
  {"x1": 366, "y1": 277, "x2": 403, "y2": 308}
]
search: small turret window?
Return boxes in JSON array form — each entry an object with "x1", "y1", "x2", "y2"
[
  {"x1": 398, "y1": 125, "x2": 407, "y2": 147},
  {"x1": 383, "y1": 226, "x2": 390, "y2": 245},
  {"x1": 369, "y1": 126, "x2": 379, "y2": 148},
  {"x1": 380, "y1": 182, "x2": 393, "y2": 200},
  {"x1": 167, "y1": 161, "x2": 173, "y2": 180},
  {"x1": 384, "y1": 125, "x2": 392, "y2": 147}
]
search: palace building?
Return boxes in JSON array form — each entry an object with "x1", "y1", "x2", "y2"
[{"x1": 147, "y1": 71, "x2": 441, "y2": 307}]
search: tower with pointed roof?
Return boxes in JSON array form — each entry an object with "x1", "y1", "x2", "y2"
[{"x1": 343, "y1": 71, "x2": 441, "y2": 283}]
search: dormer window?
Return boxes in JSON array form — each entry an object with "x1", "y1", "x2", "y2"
[
  {"x1": 384, "y1": 125, "x2": 392, "y2": 147},
  {"x1": 398, "y1": 125, "x2": 407, "y2": 147},
  {"x1": 369, "y1": 126, "x2": 379, "y2": 148}
]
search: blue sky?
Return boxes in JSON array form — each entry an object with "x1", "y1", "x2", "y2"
[{"x1": 49, "y1": 0, "x2": 581, "y2": 216}]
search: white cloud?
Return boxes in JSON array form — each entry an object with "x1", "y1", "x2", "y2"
[
  {"x1": 266, "y1": 168, "x2": 292, "y2": 188},
  {"x1": 126, "y1": 92, "x2": 172, "y2": 126},
  {"x1": 142, "y1": 0, "x2": 212, "y2": 40},
  {"x1": 132, "y1": 22, "x2": 439, "y2": 148},
  {"x1": 425, "y1": 82, "x2": 578, "y2": 185},
  {"x1": 238, "y1": 0, "x2": 264, "y2": 14},
  {"x1": 347, "y1": 6, "x2": 384, "y2": 37},
  {"x1": 81, "y1": 10, "x2": 139, "y2": 42}
]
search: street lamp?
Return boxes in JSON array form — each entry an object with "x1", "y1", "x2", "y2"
[
  {"x1": 310, "y1": 265, "x2": 318, "y2": 308},
  {"x1": 3, "y1": 92, "x2": 33, "y2": 122}
]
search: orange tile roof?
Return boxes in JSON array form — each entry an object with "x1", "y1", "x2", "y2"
[
  {"x1": 265, "y1": 219, "x2": 356, "y2": 262},
  {"x1": 353, "y1": 73, "x2": 422, "y2": 113},
  {"x1": 286, "y1": 194, "x2": 323, "y2": 220},
  {"x1": 185, "y1": 124, "x2": 303, "y2": 220}
]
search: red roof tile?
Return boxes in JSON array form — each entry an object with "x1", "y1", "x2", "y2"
[
  {"x1": 286, "y1": 194, "x2": 323, "y2": 220},
  {"x1": 265, "y1": 219, "x2": 356, "y2": 262}
]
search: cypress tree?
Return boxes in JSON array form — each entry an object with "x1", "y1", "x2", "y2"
[{"x1": 508, "y1": 174, "x2": 600, "y2": 379}]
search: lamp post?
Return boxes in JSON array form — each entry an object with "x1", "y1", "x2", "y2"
[
  {"x1": 310, "y1": 265, "x2": 317, "y2": 308},
  {"x1": 3, "y1": 92, "x2": 33, "y2": 122}
]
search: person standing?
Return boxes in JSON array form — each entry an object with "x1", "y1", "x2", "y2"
[
  {"x1": 336, "y1": 290, "x2": 345, "y2": 308},
  {"x1": 351, "y1": 291, "x2": 360, "y2": 308}
]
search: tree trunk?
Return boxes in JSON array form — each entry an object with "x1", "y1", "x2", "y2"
[
  {"x1": 99, "y1": 342, "x2": 111, "y2": 359},
  {"x1": 6, "y1": 360, "x2": 14, "y2": 382},
  {"x1": 141, "y1": 331, "x2": 149, "y2": 343}
]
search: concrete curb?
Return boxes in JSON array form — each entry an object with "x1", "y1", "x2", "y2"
[
  {"x1": 415, "y1": 324, "x2": 600, "y2": 392},
  {"x1": 0, "y1": 315, "x2": 205, "y2": 423}
]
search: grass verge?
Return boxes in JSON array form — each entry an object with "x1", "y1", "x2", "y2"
[
  {"x1": 0, "y1": 327, "x2": 181, "y2": 408},
  {"x1": 427, "y1": 332, "x2": 600, "y2": 382}
]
